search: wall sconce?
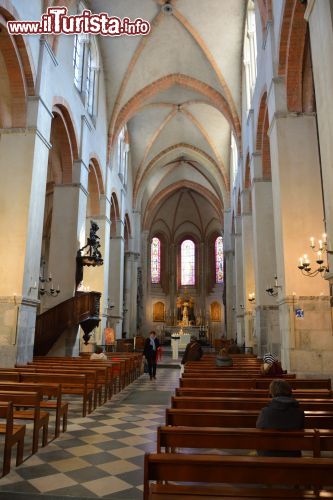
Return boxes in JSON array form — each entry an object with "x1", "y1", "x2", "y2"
[
  {"x1": 266, "y1": 276, "x2": 282, "y2": 297},
  {"x1": 298, "y1": 234, "x2": 330, "y2": 278},
  {"x1": 39, "y1": 260, "x2": 60, "y2": 297},
  {"x1": 248, "y1": 292, "x2": 256, "y2": 303}
]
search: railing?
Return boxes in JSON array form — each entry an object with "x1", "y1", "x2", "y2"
[{"x1": 34, "y1": 291, "x2": 101, "y2": 356}]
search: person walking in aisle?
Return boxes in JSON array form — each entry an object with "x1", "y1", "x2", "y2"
[{"x1": 144, "y1": 331, "x2": 160, "y2": 380}]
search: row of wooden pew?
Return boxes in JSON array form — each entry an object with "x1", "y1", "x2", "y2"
[
  {"x1": 144, "y1": 353, "x2": 333, "y2": 499},
  {"x1": 0, "y1": 351, "x2": 142, "y2": 477}
]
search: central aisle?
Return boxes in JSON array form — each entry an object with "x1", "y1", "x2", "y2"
[{"x1": 0, "y1": 366, "x2": 181, "y2": 499}]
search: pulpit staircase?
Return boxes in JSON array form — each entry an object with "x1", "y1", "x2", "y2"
[{"x1": 34, "y1": 291, "x2": 101, "y2": 356}]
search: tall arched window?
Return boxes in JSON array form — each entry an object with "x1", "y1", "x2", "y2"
[
  {"x1": 215, "y1": 236, "x2": 224, "y2": 284},
  {"x1": 86, "y1": 38, "x2": 99, "y2": 116},
  {"x1": 151, "y1": 237, "x2": 161, "y2": 284},
  {"x1": 181, "y1": 240, "x2": 195, "y2": 286},
  {"x1": 73, "y1": 34, "x2": 85, "y2": 91},
  {"x1": 243, "y1": 0, "x2": 257, "y2": 112}
]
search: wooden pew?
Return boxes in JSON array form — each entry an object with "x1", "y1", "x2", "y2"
[
  {"x1": 144, "y1": 453, "x2": 333, "y2": 499},
  {"x1": 28, "y1": 361, "x2": 108, "y2": 406},
  {"x1": 18, "y1": 373, "x2": 93, "y2": 417},
  {"x1": 0, "y1": 381, "x2": 67, "y2": 438},
  {"x1": 171, "y1": 396, "x2": 333, "y2": 412},
  {"x1": 175, "y1": 387, "x2": 332, "y2": 399},
  {"x1": 0, "y1": 390, "x2": 49, "y2": 454},
  {"x1": 26, "y1": 363, "x2": 103, "y2": 409},
  {"x1": 157, "y1": 425, "x2": 327, "y2": 456},
  {"x1": 179, "y1": 377, "x2": 332, "y2": 390},
  {"x1": 0, "y1": 401, "x2": 25, "y2": 476},
  {"x1": 165, "y1": 408, "x2": 333, "y2": 428},
  {"x1": 33, "y1": 358, "x2": 116, "y2": 401},
  {"x1": 181, "y1": 371, "x2": 295, "y2": 378}
]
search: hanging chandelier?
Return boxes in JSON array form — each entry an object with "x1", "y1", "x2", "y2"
[{"x1": 298, "y1": 234, "x2": 329, "y2": 278}]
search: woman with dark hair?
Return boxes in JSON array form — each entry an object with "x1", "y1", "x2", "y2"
[
  {"x1": 256, "y1": 379, "x2": 305, "y2": 456},
  {"x1": 143, "y1": 331, "x2": 160, "y2": 380}
]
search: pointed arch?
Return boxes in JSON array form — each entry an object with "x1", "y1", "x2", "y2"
[
  {"x1": 256, "y1": 91, "x2": 271, "y2": 180},
  {"x1": 278, "y1": 0, "x2": 307, "y2": 112},
  {"x1": 109, "y1": 74, "x2": 238, "y2": 153},
  {"x1": 0, "y1": 2, "x2": 36, "y2": 126}
]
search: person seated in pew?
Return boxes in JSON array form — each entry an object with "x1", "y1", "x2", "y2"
[
  {"x1": 260, "y1": 352, "x2": 285, "y2": 376},
  {"x1": 181, "y1": 336, "x2": 203, "y2": 365},
  {"x1": 216, "y1": 348, "x2": 233, "y2": 367},
  {"x1": 90, "y1": 346, "x2": 107, "y2": 361},
  {"x1": 256, "y1": 379, "x2": 305, "y2": 457},
  {"x1": 226, "y1": 338, "x2": 241, "y2": 354}
]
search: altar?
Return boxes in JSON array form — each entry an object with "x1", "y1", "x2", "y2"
[{"x1": 168, "y1": 326, "x2": 200, "y2": 347}]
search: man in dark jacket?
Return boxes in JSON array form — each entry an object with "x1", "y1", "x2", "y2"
[
  {"x1": 143, "y1": 331, "x2": 160, "y2": 380},
  {"x1": 256, "y1": 379, "x2": 305, "y2": 456},
  {"x1": 181, "y1": 335, "x2": 203, "y2": 365}
]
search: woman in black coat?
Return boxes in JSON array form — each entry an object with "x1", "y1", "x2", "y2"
[
  {"x1": 256, "y1": 379, "x2": 305, "y2": 456},
  {"x1": 143, "y1": 331, "x2": 160, "y2": 380}
]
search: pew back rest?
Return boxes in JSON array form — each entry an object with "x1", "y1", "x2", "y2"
[
  {"x1": 157, "y1": 426, "x2": 322, "y2": 455},
  {"x1": 144, "y1": 453, "x2": 333, "y2": 500}
]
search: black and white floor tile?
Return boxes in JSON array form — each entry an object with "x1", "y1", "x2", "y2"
[{"x1": 0, "y1": 359, "x2": 181, "y2": 499}]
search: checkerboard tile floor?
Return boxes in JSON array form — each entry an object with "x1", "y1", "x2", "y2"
[{"x1": 0, "y1": 366, "x2": 181, "y2": 499}]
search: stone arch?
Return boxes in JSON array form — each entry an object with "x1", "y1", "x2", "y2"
[
  {"x1": 257, "y1": 0, "x2": 272, "y2": 33},
  {"x1": 0, "y1": 2, "x2": 36, "y2": 127},
  {"x1": 87, "y1": 157, "x2": 105, "y2": 217},
  {"x1": 52, "y1": 100, "x2": 79, "y2": 162},
  {"x1": 50, "y1": 106, "x2": 78, "y2": 184},
  {"x1": 110, "y1": 192, "x2": 120, "y2": 238},
  {"x1": 143, "y1": 180, "x2": 223, "y2": 231},
  {"x1": 256, "y1": 92, "x2": 271, "y2": 180},
  {"x1": 109, "y1": 74, "x2": 239, "y2": 154},
  {"x1": 134, "y1": 143, "x2": 225, "y2": 206},
  {"x1": 244, "y1": 153, "x2": 251, "y2": 190},
  {"x1": 278, "y1": 0, "x2": 308, "y2": 112},
  {"x1": 237, "y1": 190, "x2": 241, "y2": 216}
]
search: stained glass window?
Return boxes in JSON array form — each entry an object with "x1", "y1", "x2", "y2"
[
  {"x1": 181, "y1": 240, "x2": 195, "y2": 286},
  {"x1": 215, "y1": 236, "x2": 224, "y2": 283},
  {"x1": 151, "y1": 237, "x2": 161, "y2": 284}
]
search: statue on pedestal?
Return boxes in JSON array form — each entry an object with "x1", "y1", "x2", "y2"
[{"x1": 176, "y1": 291, "x2": 195, "y2": 326}]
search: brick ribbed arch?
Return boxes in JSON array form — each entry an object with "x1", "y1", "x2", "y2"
[
  {"x1": 257, "y1": 0, "x2": 272, "y2": 32},
  {"x1": 143, "y1": 180, "x2": 223, "y2": 231},
  {"x1": 0, "y1": 2, "x2": 35, "y2": 126},
  {"x1": 133, "y1": 143, "x2": 224, "y2": 205},
  {"x1": 278, "y1": 0, "x2": 307, "y2": 112},
  {"x1": 52, "y1": 102, "x2": 79, "y2": 184},
  {"x1": 256, "y1": 91, "x2": 271, "y2": 180},
  {"x1": 244, "y1": 154, "x2": 251, "y2": 190},
  {"x1": 109, "y1": 74, "x2": 238, "y2": 155},
  {"x1": 87, "y1": 157, "x2": 105, "y2": 217}
]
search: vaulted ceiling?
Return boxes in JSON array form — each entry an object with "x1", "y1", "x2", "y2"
[{"x1": 90, "y1": 0, "x2": 246, "y2": 224}]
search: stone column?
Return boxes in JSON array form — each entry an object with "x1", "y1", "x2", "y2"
[
  {"x1": 108, "y1": 219, "x2": 125, "y2": 339},
  {"x1": 234, "y1": 216, "x2": 245, "y2": 345},
  {"x1": 223, "y1": 209, "x2": 235, "y2": 338},
  {"x1": 44, "y1": 181, "x2": 88, "y2": 309},
  {"x1": 123, "y1": 251, "x2": 139, "y2": 337},
  {"x1": 306, "y1": 0, "x2": 333, "y2": 276},
  {"x1": 251, "y1": 153, "x2": 280, "y2": 357},
  {"x1": 84, "y1": 209, "x2": 111, "y2": 344},
  {"x1": 241, "y1": 190, "x2": 255, "y2": 350},
  {"x1": 268, "y1": 78, "x2": 330, "y2": 373},
  {"x1": 0, "y1": 123, "x2": 51, "y2": 365},
  {"x1": 169, "y1": 243, "x2": 176, "y2": 325}
]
